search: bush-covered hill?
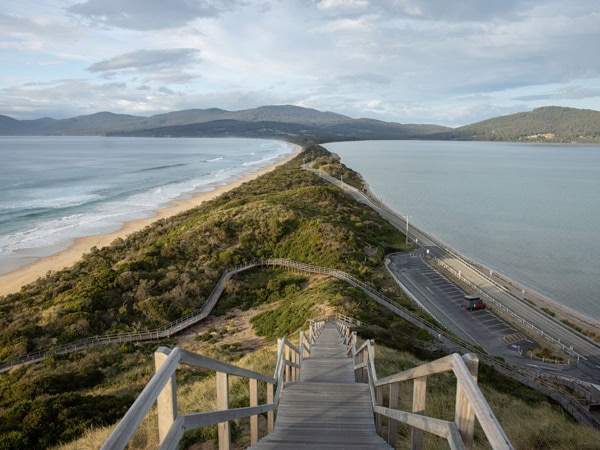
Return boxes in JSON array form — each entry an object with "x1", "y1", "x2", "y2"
[
  {"x1": 0, "y1": 148, "x2": 403, "y2": 361},
  {"x1": 0, "y1": 144, "x2": 416, "y2": 448},
  {"x1": 0, "y1": 145, "x2": 409, "y2": 363},
  {"x1": 2, "y1": 144, "x2": 598, "y2": 449},
  {"x1": 430, "y1": 106, "x2": 600, "y2": 143}
]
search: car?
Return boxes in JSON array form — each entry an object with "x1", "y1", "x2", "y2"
[{"x1": 464, "y1": 295, "x2": 485, "y2": 311}]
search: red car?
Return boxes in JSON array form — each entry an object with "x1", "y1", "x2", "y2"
[{"x1": 465, "y1": 295, "x2": 485, "y2": 310}]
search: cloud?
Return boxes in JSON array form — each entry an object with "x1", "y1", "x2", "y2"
[
  {"x1": 310, "y1": 14, "x2": 378, "y2": 33},
  {"x1": 377, "y1": 0, "x2": 524, "y2": 21},
  {"x1": 317, "y1": 0, "x2": 369, "y2": 12},
  {"x1": 0, "y1": 13, "x2": 76, "y2": 52},
  {"x1": 514, "y1": 85, "x2": 600, "y2": 102},
  {"x1": 87, "y1": 48, "x2": 200, "y2": 73},
  {"x1": 513, "y1": 94, "x2": 553, "y2": 102},
  {"x1": 0, "y1": 78, "x2": 192, "y2": 119},
  {"x1": 67, "y1": 0, "x2": 242, "y2": 30},
  {"x1": 3, "y1": 0, "x2": 600, "y2": 124},
  {"x1": 335, "y1": 72, "x2": 392, "y2": 85}
]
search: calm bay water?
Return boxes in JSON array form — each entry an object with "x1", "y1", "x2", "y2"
[
  {"x1": 325, "y1": 140, "x2": 600, "y2": 322},
  {"x1": 0, "y1": 136, "x2": 294, "y2": 274}
]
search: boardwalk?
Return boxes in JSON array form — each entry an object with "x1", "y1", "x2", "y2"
[{"x1": 249, "y1": 322, "x2": 392, "y2": 449}]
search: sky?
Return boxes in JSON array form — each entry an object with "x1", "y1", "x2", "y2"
[{"x1": 1, "y1": 0, "x2": 600, "y2": 127}]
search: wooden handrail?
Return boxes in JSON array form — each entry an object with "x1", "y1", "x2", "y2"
[
  {"x1": 337, "y1": 322, "x2": 513, "y2": 450},
  {"x1": 102, "y1": 319, "x2": 325, "y2": 450},
  {"x1": 3, "y1": 258, "x2": 592, "y2": 428}
]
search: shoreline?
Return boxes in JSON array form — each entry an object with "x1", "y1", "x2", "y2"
[
  {"x1": 0, "y1": 146, "x2": 302, "y2": 297},
  {"x1": 358, "y1": 170, "x2": 600, "y2": 335}
]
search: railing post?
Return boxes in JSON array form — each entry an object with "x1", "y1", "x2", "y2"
[
  {"x1": 276, "y1": 338, "x2": 284, "y2": 379},
  {"x1": 356, "y1": 348, "x2": 363, "y2": 382},
  {"x1": 456, "y1": 354, "x2": 479, "y2": 450},
  {"x1": 284, "y1": 345, "x2": 291, "y2": 382},
  {"x1": 299, "y1": 330, "x2": 305, "y2": 367},
  {"x1": 303, "y1": 331, "x2": 310, "y2": 359},
  {"x1": 293, "y1": 350, "x2": 298, "y2": 381},
  {"x1": 154, "y1": 347, "x2": 177, "y2": 445},
  {"x1": 411, "y1": 376, "x2": 427, "y2": 450},
  {"x1": 388, "y1": 382, "x2": 399, "y2": 447},
  {"x1": 216, "y1": 372, "x2": 230, "y2": 450},
  {"x1": 365, "y1": 340, "x2": 375, "y2": 383},
  {"x1": 267, "y1": 382, "x2": 274, "y2": 433},
  {"x1": 376, "y1": 384, "x2": 384, "y2": 434},
  {"x1": 250, "y1": 378, "x2": 259, "y2": 445}
]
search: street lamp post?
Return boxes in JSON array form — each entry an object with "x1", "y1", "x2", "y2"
[{"x1": 405, "y1": 215, "x2": 411, "y2": 247}]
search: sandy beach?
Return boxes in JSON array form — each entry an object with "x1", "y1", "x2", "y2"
[{"x1": 0, "y1": 146, "x2": 301, "y2": 297}]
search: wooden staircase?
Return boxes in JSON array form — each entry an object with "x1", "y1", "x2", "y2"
[
  {"x1": 103, "y1": 315, "x2": 512, "y2": 449},
  {"x1": 248, "y1": 322, "x2": 392, "y2": 449}
]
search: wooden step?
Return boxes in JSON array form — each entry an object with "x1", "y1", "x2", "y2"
[{"x1": 249, "y1": 322, "x2": 392, "y2": 449}]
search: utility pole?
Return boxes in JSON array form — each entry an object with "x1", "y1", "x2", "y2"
[{"x1": 405, "y1": 215, "x2": 411, "y2": 247}]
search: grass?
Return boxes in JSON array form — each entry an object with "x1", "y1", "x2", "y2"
[
  {"x1": 52, "y1": 268, "x2": 600, "y2": 449},
  {"x1": 2, "y1": 144, "x2": 597, "y2": 449},
  {"x1": 372, "y1": 344, "x2": 600, "y2": 450}
]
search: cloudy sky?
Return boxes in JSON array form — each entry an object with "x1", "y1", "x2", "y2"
[{"x1": 1, "y1": 0, "x2": 600, "y2": 126}]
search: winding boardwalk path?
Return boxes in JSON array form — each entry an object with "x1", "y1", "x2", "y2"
[{"x1": 249, "y1": 322, "x2": 391, "y2": 449}]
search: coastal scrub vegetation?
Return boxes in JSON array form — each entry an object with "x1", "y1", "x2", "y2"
[
  {"x1": 0, "y1": 145, "x2": 407, "y2": 363},
  {"x1": 1, "y1": 144, "x2": 597, "y2": 449},
  {"x1": 56, "y1": 268, "x2": 600, "y2": 449},
  {"x1": 0, "y1": 145, "x2": 412, "y2": 447}
]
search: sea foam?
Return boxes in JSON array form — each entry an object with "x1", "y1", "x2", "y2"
[{"x1": 0, "y1": 137, "x2": 294, "y2": 275}]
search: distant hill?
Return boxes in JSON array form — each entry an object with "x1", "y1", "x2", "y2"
[
  {"x1": 429, "y1": 106, "x2": 600, "y2": 143},
  {"x1": 117, "y1": 105, "x2": 352, "y2": 132},
  {"x1": 106, "y1": 117, "x2": 448, "y2": 142},
  {"x1": 0, "y1": 105, "x2": 448, "y2": 141},
  {"x1": 0, "y1": 112, "x2": 142, "y2": 135},
  {"x1": 0, "y1": 115, "x2": 23, "y2": 134},
  {"x1": 4, "y1": 105, "x2": 600, "y2": 143}
]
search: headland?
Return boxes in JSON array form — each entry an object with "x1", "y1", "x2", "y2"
[{"x1": 0, "y1": 146, "x2": 301, "y2": 297}]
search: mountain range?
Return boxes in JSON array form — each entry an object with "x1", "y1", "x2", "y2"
[{"x1": 1, "y1": 105, "x2": 600, "y2": 143}]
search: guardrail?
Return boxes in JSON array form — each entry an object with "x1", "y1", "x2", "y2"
[
  {"x1": 0, "y1": 258, "x2": 414, "y2": 373},
  {"x1": 307, "y1": 163, "x2": 598, "y2": 364},
  {"x1": 337, "y1": 322, "x2": 513, "y2": 450},
  {"x1": 429, "y1": 255, "x2": 585, "y2": 362},
  {"x1": 102, "y1": 319, "x2": 324, "y2": 449}
]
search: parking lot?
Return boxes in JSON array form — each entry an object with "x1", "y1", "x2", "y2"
[{"x1": 387, "y1": 251, "x2": 535, "y2": 360}]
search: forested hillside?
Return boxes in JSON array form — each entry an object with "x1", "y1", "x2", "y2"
[{"x1": 431, "y1": 106, "x2": 600, "y2": 143}]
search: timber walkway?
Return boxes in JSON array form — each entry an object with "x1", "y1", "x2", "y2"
[
  {"x1": 248, "y1": 322, "x2": 392, "y2": 449},
  {"x1": 103, "y1": 316, "x2": 513, "y2": 449}
]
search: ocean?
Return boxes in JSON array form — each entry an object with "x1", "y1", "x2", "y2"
[
  {"x1": 0, "y1": 136, "x2": 294, "y2": 274},
  {"x1": 324, "y1": 140, "x2": 600, "y2": 322}
]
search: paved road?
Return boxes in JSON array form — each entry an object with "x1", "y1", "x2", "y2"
[
  {"x1": 388, "y1": 251, "x2": 537, "y2": 368},
  {"x1": 308, "y1": 166, "x2": 600, "y2": 381}
]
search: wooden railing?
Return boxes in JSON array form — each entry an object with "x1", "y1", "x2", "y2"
[
  {"x1": 0, "y1": 258, "x2": 398, "y2": 373},
  {"x1": 102, "y1": 320, "x2": 324, "y2": 450},
  {"x1": 2, "y1": 258, "x2": 594, "y2": 428},
  {"x1": 337, "y1": 322, "x2": 513, "y2": 450}
]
